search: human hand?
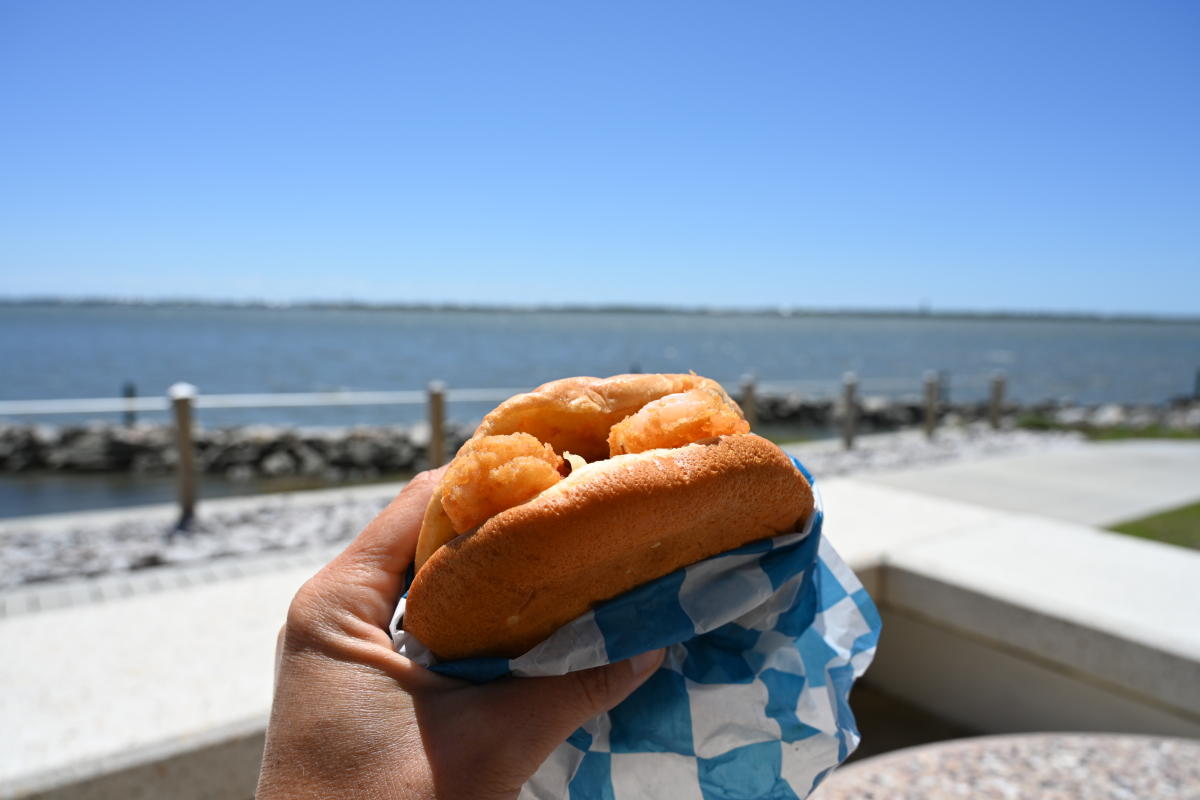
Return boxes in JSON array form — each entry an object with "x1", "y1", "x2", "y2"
[{"x1": 256, "y1": 468, "x2": 665, "y2": 800}]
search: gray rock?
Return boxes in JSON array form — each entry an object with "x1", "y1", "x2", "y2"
[
  {"x1": 1092, "y1": 404, "x2": 1126, "y2": 427},
  {"x1": 1126, "y1": 407, "x2": 1160, "y2": 428},
  {"x1": 291, "y1": 442, "x2": 328, "y2": 476},
  {"x1": 225, "y1": 464, "x2": 255, "y2": 483},
  {"x1": 46, "y1": 430, "x2": 111, "y2": 471},
  {"x1": 1054, "y1": 406, "x2": 1089, "y2": 426},
  {"x1": 259, "y1": 451, "x2": 297, "y2": 477}
]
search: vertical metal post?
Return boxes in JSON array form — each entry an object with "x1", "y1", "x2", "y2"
[
  {"x1": 123, "y1": 381, "x2": 137, "y2": 427},
  {"x1": 169, "y1": 383, "x2": 198, "y2": 528},
  {"x1": 842, "y1": 372, "x2": 858, "y2": 451},
  {"x1": 923, "y1": 371, "x2": 939, "y2": 440},
  {"x1": 428, "y1": 381, "x2": 446, "y2": 468},
  {"x1": 740, "y1": 374, "x2": 757, "y2": 431},
  {"x1": 1194, "y1": 368, "x2": 1200, "y2": 400},
  {"x1": 989, "y1": 371, "x2": 1006, "y2": 430}
]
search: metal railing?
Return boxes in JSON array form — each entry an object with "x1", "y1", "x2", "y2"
[
  {"x1": 0, "y1": 388, "x2": 529, "y2": 416},
  {"x1": 0, "y1": 372, "x2": 1008, "y2": 525}
]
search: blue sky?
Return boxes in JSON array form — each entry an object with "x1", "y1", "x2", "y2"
[{"x1": 2, "y1": 1, "x2": 1198, "y2": 313}]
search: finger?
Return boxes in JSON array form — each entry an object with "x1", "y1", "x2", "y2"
[
  {"x1": 292, "y1": 467, "x2": 444, "y2": 638},
  {"x1": 274, "y1": 624, "x2": 286, "y2": 673},
  {"x1": 470, "y1": 649, "x2": 665, "y2": 769},
  {"x1": 326, "y1": 466, "x2": 446, "y2": 582}
]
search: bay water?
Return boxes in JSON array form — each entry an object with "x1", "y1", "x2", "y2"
[
  {"x1": 4, "y1": 304, "x2": 1198, "y2": 428},
  {"x1": 3, "y1": 304, "x2": 1198, "y2": 517}
]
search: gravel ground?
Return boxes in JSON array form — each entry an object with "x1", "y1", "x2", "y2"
[
  {"x1": 0, "y1": 495, "x2": 391, "y2": 590},
  {"x1": 1, "y1": 426, "x2": 1082, "y2": 590}
]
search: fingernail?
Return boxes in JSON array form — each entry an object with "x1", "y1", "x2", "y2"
[{"x1": 629, "y1": 649, "x2": 663, "y2": 676}]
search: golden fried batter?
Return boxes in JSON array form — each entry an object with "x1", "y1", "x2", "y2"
[
  {"x1": 415, "y1": 374, "x2": 753, "y2": 570},
  {"x1": 473, "y1": 373, "x2": 732, "y2": 462},
  {"x1": 607, "y1": 389, "x2": 749, "y2": 456},
  {"x1": 439, "y1": 433, "x2": 564, "y2": 534}
]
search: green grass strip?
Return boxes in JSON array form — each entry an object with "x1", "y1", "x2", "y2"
[
  {"x1": 1110, "y1": 501, "x2": 1200, "y2": 551},
  {"x1": 1016, "y1": 415, "x2": 1200, "y2": 440}
]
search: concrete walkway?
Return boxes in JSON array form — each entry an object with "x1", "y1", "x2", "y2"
[
  {"x1": 858, "y1": 439, "x2": 1200, "y2": 527},
  {"x1": 0, "y1": 551, "x2": 333, "y2": 798},
  {"x1": 3, "y1": 440, "x2": 1199, "y2": 799}
]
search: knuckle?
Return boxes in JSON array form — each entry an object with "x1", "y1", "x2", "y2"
[
  {"x1": 407, "y1": 467, "x2": 440, "y2": 493},
  {"x1": 412, "y1": 467, "x2": 438, "y2": 486},
  {"x1": 573, "y1": 665, "x2": 615, "y2": 712},
  {"x1": 284, "y1": 575, "x2": 335, "y2": 642}
]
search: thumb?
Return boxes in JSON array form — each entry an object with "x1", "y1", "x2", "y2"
[{"x1": 479, "y1": 649, "x2": 665, "y2": 773}]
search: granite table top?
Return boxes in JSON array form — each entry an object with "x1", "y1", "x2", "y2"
[{"x1": 813, "y1": 733, "x2": 1200, "y2": 800}]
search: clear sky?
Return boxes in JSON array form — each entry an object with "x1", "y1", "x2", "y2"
[{"x1": 2, "y1": 1, "x2": 1198, "y2": 314}]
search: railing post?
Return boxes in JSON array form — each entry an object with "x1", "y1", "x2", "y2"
[
  {"x1": 1194, "y1": 367, "x2": 1199, "y2": 400},
  {"x1": 169, "y1": 383, "x2": 198, "y2": 528},
  {"x1": 923, "y1": 370, "x2": 939, "y2": 440},
  {"x1": 842, "y1": 371, "x2": 858, "y2": 450},
  {"x1": 989, "y1": 371, "x2": 1006, "y2": 430},
  {"x1": 740, "y1": 374, "x2": 757, "y2": 431},
  {"x1": 123, "y1": 381, "x2": 137, "y2": 427},
  {"x1": 428, "y1": 381, "x2": 446, "y2": 468}
]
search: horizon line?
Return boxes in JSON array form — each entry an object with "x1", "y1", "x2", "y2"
[{"x1": 2, "y1": 294, "x2": 1199, "y2": 324}]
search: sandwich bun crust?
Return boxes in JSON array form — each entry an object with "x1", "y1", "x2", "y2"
[
  {"x1": 404, "y1": 433, "x2": 812, "y2": 660},
  {"x1": 471, "y1": 372, "x2": 737, "y2": 462},
  {"x1": 412, "y1": 373, "x2": 747, "y2": 569}
]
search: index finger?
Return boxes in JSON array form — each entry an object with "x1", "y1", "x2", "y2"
[{"x1": 331, "y1": 466, "x2": 446, "y2": 579}]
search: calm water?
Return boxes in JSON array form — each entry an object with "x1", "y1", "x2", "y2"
[
  {"x1": 3, "y1": 304, "x2": 1197, "y2": 517},
  {"x1": 3, "y1": 305, "x2": 1199, "y2": 429}
]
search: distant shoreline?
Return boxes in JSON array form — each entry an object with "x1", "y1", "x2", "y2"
[{"x1": 3, "y1": 296, "x2": 1198, "y2": 325}]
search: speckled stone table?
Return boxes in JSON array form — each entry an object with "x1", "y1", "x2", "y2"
[{"x1": 813, "y1": 734, "x2": 1200, "y2": 799}]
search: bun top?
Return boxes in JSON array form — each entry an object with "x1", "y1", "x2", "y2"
[
  {"x1": 414, "y1": 373, "x2": 750, "y2": 568},
  {"x1": 472, "y1": 373, "x2": 738, "y2": 462}
]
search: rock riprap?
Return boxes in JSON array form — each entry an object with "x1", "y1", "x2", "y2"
[{"x1": 0, "y1": 422, "x2": 472, "y2": 477}]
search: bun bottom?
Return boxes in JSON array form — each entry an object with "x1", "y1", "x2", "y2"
[{"x1": 403, "y1": 434, "x2": 813, "y2": 661}]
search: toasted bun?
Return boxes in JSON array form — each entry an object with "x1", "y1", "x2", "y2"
[
  {"x1": 412, "y1": 373, "x2": 744, "y2": 568},
  {"x1": 404, "y1": 433, "x2": 812, "y2": 660},
  {"x1": 471, "y1": 372, "x2": 736, "y2": 462}
]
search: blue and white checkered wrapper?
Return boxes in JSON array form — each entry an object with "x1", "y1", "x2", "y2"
[{"x1": 391, "y1": 457, "x2": 881, "y2": 799}]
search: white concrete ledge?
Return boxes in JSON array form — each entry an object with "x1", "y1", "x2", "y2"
[
  {"x1": 819, "y1": 469, "x2": 1200, "y2": 739},
  {"x1": 868, "y1": 611, "x2": 1200, "y2": 738},
  {"x1": 881, "y1": 515, "x2": 1200, "y2": 719},
  {"x1": 819, "y1": 479, "x2": 1006, "y2": 570}
]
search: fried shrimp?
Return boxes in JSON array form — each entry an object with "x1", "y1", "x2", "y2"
[
  {"x1": 415, "y1": 374, "x2": 754, "y2": 571},
  {"x1": 607, "y1": 389, "x2": 749, "y2": 456},
  {"x1": 473, "y1": 373, "x2": 729, "y2": 462},
  {"x1": 416, "y1": 433, "x2": 569, "y2": 569},
  {"x1": 439, "y1": 433, "x2": 564, "y2": 534}
]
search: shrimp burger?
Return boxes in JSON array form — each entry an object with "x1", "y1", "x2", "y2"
[{"x1": 403, "y1": 373, "x2": 814, "y2": 660}]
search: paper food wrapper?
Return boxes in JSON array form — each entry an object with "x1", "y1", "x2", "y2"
[{"x1": 391, "y1": 457, "x2": 881, "y2": 799}]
